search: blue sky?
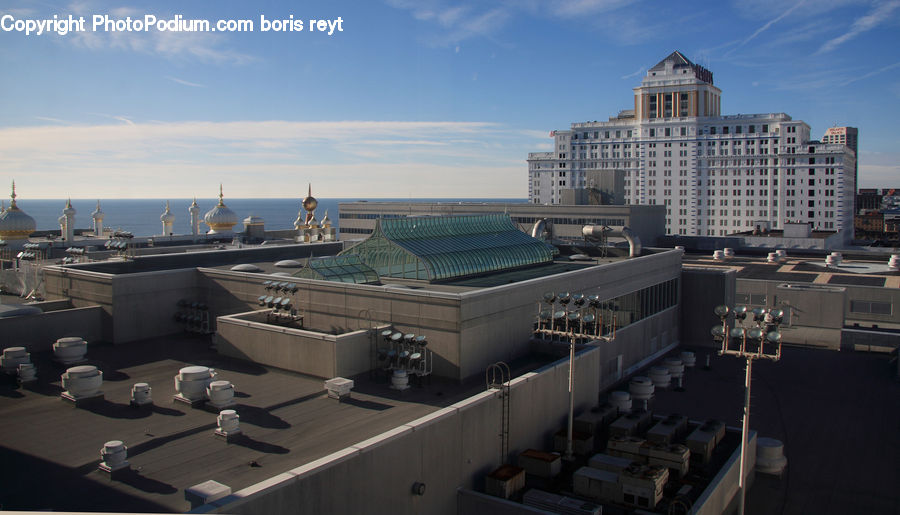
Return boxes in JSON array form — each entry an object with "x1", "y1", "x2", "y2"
[{"x1": 1, "y1": 0, "x2": 898, "y2": 199}]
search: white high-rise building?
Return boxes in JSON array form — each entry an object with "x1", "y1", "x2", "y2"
[{"x1": 528, "y1": 51, "x2": 856, "y2": 237}]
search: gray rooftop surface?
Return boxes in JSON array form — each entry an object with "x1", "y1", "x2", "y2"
[
  {"x1": 649, "y1": 345, "x2": 900, "y2": 515},
  {"x1": 0, "y1": 334, "x2": 549, "y2": 512}
]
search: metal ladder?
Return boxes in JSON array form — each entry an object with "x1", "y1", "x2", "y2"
[{"x1": 485, "y1": 361, "x2": 511, "y2": 466}]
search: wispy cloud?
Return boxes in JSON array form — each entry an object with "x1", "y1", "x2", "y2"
[
  {"x1": 166, "y1": 76, "x2": 206, "y2": 88},
  {"x1": 34, "y1": 116, "x2": 71, "y2": 125},
  {"x1": 724, "y1": 0, "x2": 805, "y2": 57},
  {"x1": 61, "y1": 2, "x2": 254, "y2": 64},
  {"x1": 545, "y1": 0, "x2": 634, "y2": 18},
  {"x1": 817, "y1": 0, "x2": 900, "y2": 53},
  {"x1": 841, "y1": 60, "x2": 900, "y2": 85},
  {"x1": 0, "y1": 120, "x2": 544, "y2": 198},
  {"x1": 621, "y1": 66, "x2": 646, "y2": 80}
]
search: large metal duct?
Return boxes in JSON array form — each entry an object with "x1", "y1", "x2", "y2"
[
  {"x1": 582, "y1": 225, "x2": 642, "y2": 257},
  {"x1": 531, "y1": 218, "x2": 549, "y2": 239}
]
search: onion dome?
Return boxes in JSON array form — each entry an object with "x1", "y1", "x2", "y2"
[
  {"x1": 293, "y1": 207, "x2": 305, "y2": 230},
  {"x1": 0, "y1": 181, "x2": 36, "y2": 240},
  {"x1": 63, "y1": 198, "x2": 76, "y2": 216},
  {"x1": 321, "y1": 210, "x2": 331, "y2": 228},
  {"x1": 91, "y1": 200, "x2": 104, "y2": 221},
  {"x1": 203, "y1": 184, "x2": 238, "y2": 234},
  {"x1": 160, "y1": 200, "x2": 175, "y2": 223},
  {"x1": 302, "y1": 183, "x2": 317, "y2": 213}
]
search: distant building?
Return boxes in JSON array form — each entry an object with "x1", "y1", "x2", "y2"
[
  {"x1": 822, "y1": 126, "x2": 858, "y2": 196},
  {"x1": 528, "y1": 51, "x2": 857, "y2": 241},
  {"x1": 856, "y1": 188, "x2": 882, "y2": 213}
]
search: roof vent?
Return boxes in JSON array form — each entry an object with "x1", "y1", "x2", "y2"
[
  {"x1": 215, "y1": 409, "x2": 241, "y2": 440},
  {"x1": 61, "y1": 365, "x2": 104, "y2": 403},
  {"x1": 53, "y1": 337, "x2": 88, "y2": 365},
  {"x1": 17, "y1": 363, "x2": 37, "y2": 385},
  {"x1": 99, "y1": 440, "x2": 130, "y2": 473},
  {"x1": 679, "y1": 351, "x2": 696, "y2": 368},
  {"x1": 174, "y1": 365, "x2": 217, "y2": 406},
  {"x1": 609, "y1": 390, "x2": 632, "y2": 414},
  {"x1": 1, "y1": 346, "x2": 31, "y2": 374},
  {"x1": 889, "y1": 254, "x2": 899, "y2": 271},
  {"x1": 131, "y1": 383, "x2": 152, "y2": 407},
  {"x1": 207, "y1": 380, "x2": 236, "y2": 410},
  {"x1": 648, "y1": 366, "x2": 671, "y2": 389},
  {"x1": 756, "y1": 437, "x2": 788, "y2": 476},
  {"x1": 629, "y1": 376, "x2": 654, "y2": 401}
]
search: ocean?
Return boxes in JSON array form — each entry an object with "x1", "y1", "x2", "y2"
[{"x1": 14, "y1": 198, "x2": 528, "y2": 237}]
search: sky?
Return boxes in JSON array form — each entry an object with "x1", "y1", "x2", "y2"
[{"x1": 1, "y1": 0, "x2": 898, "y2": 199}]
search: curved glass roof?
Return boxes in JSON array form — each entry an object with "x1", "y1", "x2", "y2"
[
  {"x1": 292, "y1": 254, "x2": 379, "y2": 284},
  {"x1": 340, "y1": 214, "x2": 553, "y2": 281}
]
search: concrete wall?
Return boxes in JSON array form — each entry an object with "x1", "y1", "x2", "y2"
[
  {"x1": 192, "y1": 346, "x2": 603, "y2": 515},
  {"x1": 216, "y1": 310, "x2": 374, "y2": 379},
  {"x1": 200, "y1": 269, "x2": 465, "y2": 379},
  {"x1": 693, "y1": 431, "x2": 757, "y2": 515},
  {"x1": 457, "y1": 250, "x2": 682, "y2": 381},
  {"x1": 0, "y1": 305, "x2": 104, "y2": 351},
  {"x1": 736, "y1": 280, "x2": 845, "y2": 330},
  {"x1": 840, "y1": 328, "x2": 900, "y2": 352},
  {"x1": 681, "y1": 267, "x2": 736, "y2": 347},
  {"x1": 43, "y1": 266, "x2": 204, "y2": 344},
  {"x1": 41, "y1": 249, "x2": 682, "y2": 382}
]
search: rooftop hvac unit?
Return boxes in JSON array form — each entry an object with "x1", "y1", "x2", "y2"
[
  {"x1": 686, "y1": 419, "x2": 725, "y2": 465},
  {"x1": 523, "y1": 489, "x2": 602, "y2": 515},
  {"x1": 588, "y1": 453, "x2": 634, "y2": 473},
  {"x1": 646, "y1": 413, "x2": 688, "y2": 445},
  {"x1": 609, "y1": 410, "x2": 652, "y2": 438}
]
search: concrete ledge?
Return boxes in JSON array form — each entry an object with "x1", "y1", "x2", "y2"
[{"x1": 351, "y1": 425, "x2": 413, "y2": 452}]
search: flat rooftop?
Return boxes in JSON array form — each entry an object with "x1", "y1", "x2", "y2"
[
  {"x1": 650, "y1": 345, "x2": 900, "y2": 514},
  {"x1": 682, "y1": 253, "x2": 900, "y2": 288},
  {"x1": 205, "y1": 254, "x2": 637, "y2": 294},
  {"x1": 0, "y1": 334, "x2": 552, "y2": 512}
]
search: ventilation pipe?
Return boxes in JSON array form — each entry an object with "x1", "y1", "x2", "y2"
[
  {"x1": 531, "y1": 218, "x2": 549, "y2": 240},
  {"x1": 582, "y1": 225, "x2": 642, "y2": 257}
]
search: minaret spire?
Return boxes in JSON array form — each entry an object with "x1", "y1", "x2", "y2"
[{"x1": 10, "y1": 180, "x2": 17, "y2": 208}]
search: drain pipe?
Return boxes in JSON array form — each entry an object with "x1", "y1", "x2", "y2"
[{"x1": 582, "y1": 225, "x2": 642, "y2": 257}]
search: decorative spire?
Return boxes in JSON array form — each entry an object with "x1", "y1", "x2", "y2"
[
  {"x1": 218, "y1": 184, "x2": 225, "y2": 206},
  {"x1": 191, "y1": 196, "x2": 198, "y2": 207},
  {"x1": 66, "y1": 197, "x2": 72, "y2": 209},
  {"x1": 10, "y1": 180, "x2": 17, "y2": 208},
  {"x1": 308, "y1": 183, "x2": 312, "y2": 199},
  {"x1": 165, "y1": 200, "x2": 171, "y2": 212}
]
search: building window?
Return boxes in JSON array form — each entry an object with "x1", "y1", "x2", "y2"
[{"x1": 850, "y1": 300, "x2": 892, "y2": 315}]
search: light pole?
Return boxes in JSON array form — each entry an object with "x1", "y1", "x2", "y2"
[{"x1": 711, "y1": 304, "x2": 784, "y2": 515}]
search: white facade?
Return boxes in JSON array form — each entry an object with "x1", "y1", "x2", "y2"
[{"x1": 528, "y1": 51, "x2": 856, "y2": 237}]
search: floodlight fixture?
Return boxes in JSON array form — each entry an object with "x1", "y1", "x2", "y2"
[
  {"x1": 572, "y1": 293, "x2": 585, "y2": 307},
  {"x1": 751, "y1": 307, "x2": 766, "y2": 322},
  {"x1": 733, "y1": 305, "x2": 748, "y2": 320},
  {"x1": 558, "y1": 292, "x2": 571, "y2": 305},
  {"x1": 714, "y1": 305, "x2": 730, "y2": 318},
  {"x1": 542, "y1": 292, "x2": 557, "y2": 304},
  {"x1": 711, "y1": 325, "x2": 726, "y2": 340}
]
